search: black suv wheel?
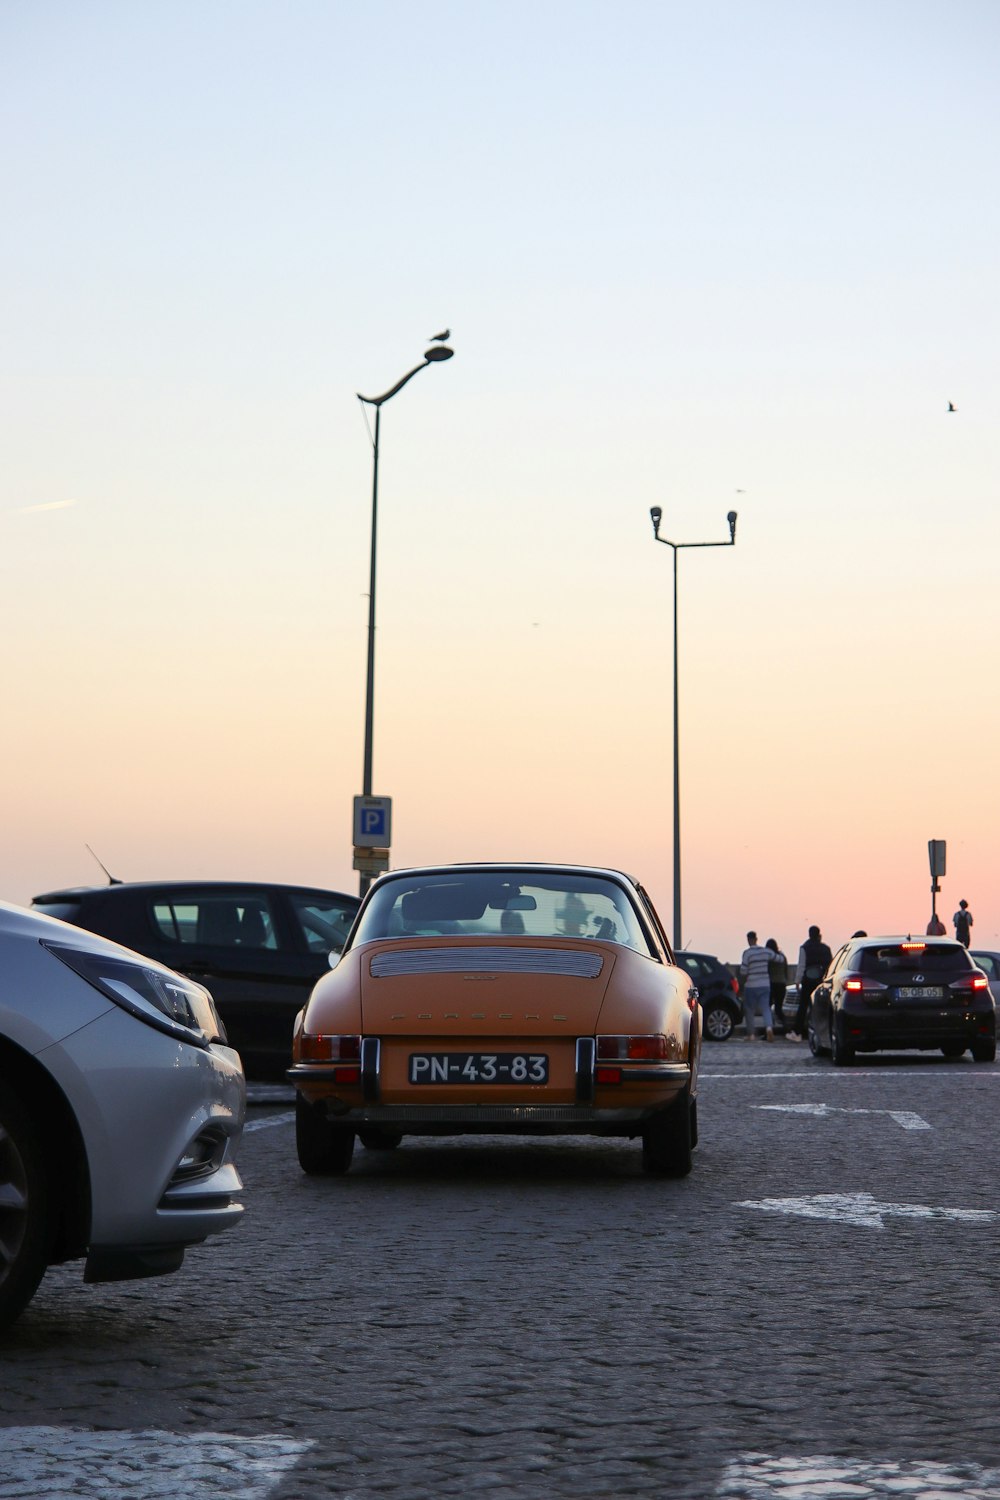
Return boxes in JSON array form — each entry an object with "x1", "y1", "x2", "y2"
[{"x1": 701, "y1": 999, "x2": 739, "y2": 1042}]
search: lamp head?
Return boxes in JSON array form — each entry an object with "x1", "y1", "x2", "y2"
[
  {"x1": 650, "y1": 505, "x2": 662, "y2": 537},
  {"x1": 424, "y1": 345, "x2": 454, "y2": 362},
  {"x1": 727, "y1": 509, "x2": 738, "y2": 541}
]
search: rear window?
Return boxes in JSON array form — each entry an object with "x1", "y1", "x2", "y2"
[
  {"x1": 680, "y1": 954, "x2": 721, "y2": 982},
  {"x1": 290, "y1": 895, "x2": 358, "y2": 955},
  {"x1": 856, "y1": 943, "x2": 972, "y2": 976},
  {"x1": 353, "y1": 870, "x2": 655, "y2": 956}
]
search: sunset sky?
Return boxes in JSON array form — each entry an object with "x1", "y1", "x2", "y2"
[{"x1": 2, "y1": 1, "x2": 998, "y2": 960}]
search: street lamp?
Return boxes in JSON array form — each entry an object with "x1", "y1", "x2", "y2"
[
  {"x1": 356, "y1": 340, "x2": 454, "y2": 895},
  {"x1": 650, "y1": 505, "x2": 738, "y2": 949}
]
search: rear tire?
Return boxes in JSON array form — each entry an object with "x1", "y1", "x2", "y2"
[
  {"x1": 295, "y1": 1096, "x2": 355, "y2": 1176},
  {"x1": 829, "y1": 1016, "x2": 854, "y2": 1067},
  {"x1": 641, "y1": 1089, "x2": 693, "y2": 1177},
  {"x1": 971, "y1": 1038, "x2": 997, "y2": 1063},
  {"x1": 702, "y1": 1004, "x2": 736, "y2": 1042},
  {"x1": 0, "y1": 1087, "x2": 53, "y2": 1331}
]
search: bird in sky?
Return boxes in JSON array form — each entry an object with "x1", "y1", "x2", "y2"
[
  {"x1": 948, "y1": 402, "x2": 956, "y2": 412},
  {"x1": 429, "y1": 329, "x2": 450, "y2": 342},
  {"x1": 735, "y1": 488, "x2": 745, "y2": 493}
]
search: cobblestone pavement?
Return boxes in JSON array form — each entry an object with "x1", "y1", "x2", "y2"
[{"x1": 2, "y1": 1044, "x2": 999, "y2": 1498}]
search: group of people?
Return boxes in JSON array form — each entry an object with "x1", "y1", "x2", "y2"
[
  {"x1": 739, "y1": 902, "x2": 977, "y2": 1042},
  {"x1": 738, "y1": 926, "x2": 833, "y2": 1042}
]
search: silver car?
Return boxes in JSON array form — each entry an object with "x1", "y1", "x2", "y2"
[
  {"x1": 0, "y1": 901, "x2": 245, "y2": 1330},
  {"x1": 970, "y1": 950, "x2": 1000, "y2": 1008}
]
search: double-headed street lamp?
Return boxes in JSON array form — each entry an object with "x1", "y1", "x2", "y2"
[
  {"x1": 650, "y1": 505, "x2": 737, "y2": 950},
  {"x1": 356, "y1": 339, "x2": 454, "y2": 895}
]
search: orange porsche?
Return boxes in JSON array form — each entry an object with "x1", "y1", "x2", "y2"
[{"x1": 288, "y1": 863, "x2": 701, "y2": 1177}]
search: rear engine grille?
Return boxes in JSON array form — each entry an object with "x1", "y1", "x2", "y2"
[{"x1": 370, "y1": 947, "x2": 604, "y2": 979}]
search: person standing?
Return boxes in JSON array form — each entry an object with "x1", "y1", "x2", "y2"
[
  {"x1": 953, "y1": 900, "x2": 973, "y2": 948},
  {"x1": 765, "y1": 938, "x2": 789, "y2": 1034},
  {"x1": 740, "y1": 931, "x2": 776, "y2": 1042},
  {"x1": 788, "y1": 925, "x2": 833, "y2": 1041}
]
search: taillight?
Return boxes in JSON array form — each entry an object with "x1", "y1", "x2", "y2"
[
  {"x1": 843, "y1": 975, "x2": 888, "y2": 998},
  {"x1": 299, "y1": 1034, "x2": 361, "y2": 1063},
  {"x1": 597, "y1": 1034, "x2": 669, "y2": 1060},
  {"x1": 900, "y1": 943, "x2": 926, "y2": 953},
  {"x1": 729, "y1": 976, "x2": 739, "y2": 995},
  {"x1": 949, "y1": 975, "x2": 990, "y2": 993}
]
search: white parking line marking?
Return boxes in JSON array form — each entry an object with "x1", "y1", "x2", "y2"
[
  {"x1": 737, "y1": 1191, "x2": 999, "y2": 1230},
  {"x1": 754, "y1": 1103, "x2": 930, "y2": 1129},
  {"x1": 718, "y1": 1451, "x2": 1000, "y2": 1497},
  {"x1": 0, "y1": 1429, "x2": 314, "y2": 1500},
  {"x1": 705, "y1": 1069, "x2": 1000, "y2": 1079},
  {"x1": 243, "y1": 1112, "x2": 296, "y2": 1133}
]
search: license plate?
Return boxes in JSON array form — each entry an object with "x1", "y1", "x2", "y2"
[
  {"x1": 896, "y1": 986, "x2": 945, "y2": 999},
  {"x1": 409, "y1": 1052, "x2": 549, "y2": 1084}
]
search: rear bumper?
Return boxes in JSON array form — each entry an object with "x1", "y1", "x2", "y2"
[
  {"x1": 289, "y1": 1042, "x2": 691, "y2": 1134},
  {"x1": 840, "y1": 1006, "x2": 995, "y2": 1049}
]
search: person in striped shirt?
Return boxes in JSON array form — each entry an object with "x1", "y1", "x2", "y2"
[{"x1": 740, "y1": 931, "x2": 776, "y2": 1041}]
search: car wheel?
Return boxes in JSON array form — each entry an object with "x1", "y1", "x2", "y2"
[
  {"x1": 941, "y1": 1042, "x2": 966, "y2": 1059},
  {"x1": 358, "y1": 1128, "x2": 403, "y2": 1151},
  {"x1": 295, "y1": 1096, "x2": 355, "y2": 1175},
  {"x1": 829, "y1": 1016, "x2": 854, "y2": 1067},
  {"x1": 971, "y1": 1039, "x2": 997, "y2": 1063},
  {"x1": 0, "y1": 1087, "x2": 53, "y2": 1331},
  {"x1": 807, "y1": 1023, "x2": 822, "y2": 1056},
  {"x1": 702, "y1": 1003, "x2": 735, "y2": 1042},
  {"x1": 641, "y1": 1088, "x2": 693, "y2": 1178}
]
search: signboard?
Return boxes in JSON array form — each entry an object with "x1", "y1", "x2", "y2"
[
  {"x1": 353, "y1": 846, "x2": 390, "y2": 875},
  {"x1": 928, "y1": 839, "x2": 947, "y2": 878},
  {"x1": 353, "y1": 796, "x2": 392, "y2": 848}
]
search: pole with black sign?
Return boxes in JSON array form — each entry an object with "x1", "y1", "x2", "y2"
[{"x1": 928, "y1": 839, "x2": 947, "y2": 930}]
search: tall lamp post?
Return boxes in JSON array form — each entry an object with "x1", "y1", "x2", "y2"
[
  {"x1": 356, "y1": 339, "x2": 454, "y2": 895},
  {"x1": 650, "y1": 505, "x2": 737, "y2": 950}
]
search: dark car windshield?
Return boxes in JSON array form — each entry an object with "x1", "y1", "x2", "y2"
[
  {"x1": 856, "y1": 943, "x2": 973, "y2": 976},
  {"x1": 352, "y1": 870, "x2": 655, "y2": 956}
]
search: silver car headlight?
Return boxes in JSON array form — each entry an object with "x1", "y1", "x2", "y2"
[{"x1": 43, "y1": 942, "x2": 226, "y2": 1048}]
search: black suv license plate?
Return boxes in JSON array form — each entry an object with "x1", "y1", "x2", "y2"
[{"x1": 409, "y1": 1052, "x2": 549, "y2": 1084}]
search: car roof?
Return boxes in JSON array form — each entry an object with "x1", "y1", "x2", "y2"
[
  {"x1": 371, "y1": 862, "x2": 641, "y2": 885},
  {"x1": 33, "y1": 880, "x2": 359, "y2": 903},
  {"x1": 848, "y1": 934, "x2": 965, "y2": 944}
]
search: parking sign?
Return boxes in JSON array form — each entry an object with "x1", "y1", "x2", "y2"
[{"x1": 353, "y1": 796, "x2": 392, "y2": 848}]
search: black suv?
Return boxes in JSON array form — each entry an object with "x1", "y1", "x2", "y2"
[
  {"x1": 807, "y1": 934, "x2": 996, "y2": 1065},
  {"x1": 32, "y1": 881, "x2": 360, "y2": 1079},
  {"x1": 675, "y1": 950, "x2": 743, "y2": 1041}
]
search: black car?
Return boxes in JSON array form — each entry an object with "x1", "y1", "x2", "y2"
[
  {"x1": 31, "y1": 880, "x2": 360, "y2": 1079},
  {"x1": 676, "y1": 950, "x2": 743, "y2": 1041},
  {"x1": 807, "y1": 934, "x2": 996, "y2": 1065}
]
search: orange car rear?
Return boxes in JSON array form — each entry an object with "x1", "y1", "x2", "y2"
[{"x1": 289, "y1": 864, "x2": 700, "y2": 1177}]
